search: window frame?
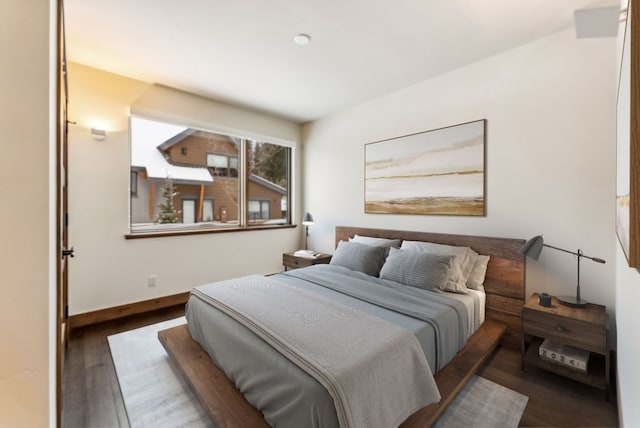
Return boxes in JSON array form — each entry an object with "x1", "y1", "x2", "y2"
[{"x1": 127, "y1": 116, "x2": 293, "y2": 239}]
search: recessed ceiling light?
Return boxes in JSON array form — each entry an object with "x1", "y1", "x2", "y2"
[{"x1": 293, "y1": 33, "x2": 311, "y2": 46}]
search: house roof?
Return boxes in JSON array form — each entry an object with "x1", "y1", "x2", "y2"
[
  {"x1": 249, "y1": 174, "x2": 286, "y2": 195},
  {"x1": 157, "y1": 128, "x2": 240, "y2": 151},
  {"x1": 132, "y1": 117, "x2": 288, "y2": 192},
  {"x1": 156, "y1": 128, "x2": 198, "y2": 151},
  {"x1": 131, "y1": 117, "x2": 214, "y2": 185}
]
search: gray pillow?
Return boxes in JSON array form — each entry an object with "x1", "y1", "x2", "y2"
[
  {"x1": 380, "y1": 247, "x2": 453, "y2": 291},
  {"x1": 400, "y1": 240, "x2": 474, "y2": 293},
  {"x1": 330, "y1": 240, "x2": 389, "y2": 276}
]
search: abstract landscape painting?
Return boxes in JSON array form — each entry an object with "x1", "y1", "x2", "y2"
[
  {"x1": 365, "y1": 119, "x2": 486, "y2": 216},
  {"x1": 616, "y1": 3, "x2": 639, "y2": 267}
]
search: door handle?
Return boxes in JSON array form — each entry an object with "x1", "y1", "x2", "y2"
[{"x1": 62, "y1": 247, "x2": 75, "y2": 259}]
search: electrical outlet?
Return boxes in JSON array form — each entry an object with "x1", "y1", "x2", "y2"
[{"x1": 148, "y1": 275, "x2": 157, "y2": 287}]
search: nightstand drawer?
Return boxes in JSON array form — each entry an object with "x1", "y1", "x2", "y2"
[
  {"x1": 283, "y1": 253, "x2": 314, "y2": 268},
  {"x1": 523, "y1": 308, "x2": 606, "y2": 354},
  {"x1": 282, "y1": 252, "x2": 332, "y2": 270}
]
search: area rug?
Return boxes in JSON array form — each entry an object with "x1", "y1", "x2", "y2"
[
  {"x1": 108, "y1": 317, "x2": 212, "y2": 427},
  {"x1": 433, "y1": 375, "x2": 528, "y2": 428},
  {"x1": 109, "y1": 318, "x2": 528, "y2": 428}
]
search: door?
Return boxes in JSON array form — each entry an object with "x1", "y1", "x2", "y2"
[
  {"x1": 56, "y1": 1, "x2": 72, "y2": 426},
  {"x1": 202, "y1": 199, "x2": 214, "y2": 222},
  {"x1": 182, "y1": 199, "x2": 196, "y2": 224}
]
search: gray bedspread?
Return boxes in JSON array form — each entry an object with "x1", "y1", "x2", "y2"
[
  {"x1": 279, "y1": 264, "x2": 469, "y2": 372},
  {"x1": 186, "y1": 264, "x2": 470, "y2": 428},
  {"x1": 190, "y1": 274, "x2": 439, "y2": 428}
]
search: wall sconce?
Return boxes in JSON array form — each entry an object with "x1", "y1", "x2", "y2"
[{"x1": 91, "y1": 128, "x2": 106, "y2": 141}]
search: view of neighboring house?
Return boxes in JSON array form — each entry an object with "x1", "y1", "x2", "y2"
[{"x1": 130, "y1": 117, "x2": 287, "y2": 229}]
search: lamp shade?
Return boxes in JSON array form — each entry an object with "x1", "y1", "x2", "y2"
[
  {"x1": 302, "y1": 212, "x2": 314, "y2": 225},
  {"x1": 519, "y1": 235, "x2": 544, "y2": 260}
]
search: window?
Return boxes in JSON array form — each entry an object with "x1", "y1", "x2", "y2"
[
  {"x1": 129, "y1": 116, "x2": 291, "y2": 234},
  {"x1": 248, "y1": 200, "x2": 270, "y2": 221},
  {"x1": 207, "y1": 153, "x2": 238, "y2": 177}
]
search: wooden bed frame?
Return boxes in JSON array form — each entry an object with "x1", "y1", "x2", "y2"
[{"x1": 158, "y1": 226, "x2": 526, "y2": 427}]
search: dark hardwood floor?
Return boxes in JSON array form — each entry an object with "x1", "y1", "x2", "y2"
[
  {"x1": 62, "y1": 306, "x2": 619, "y2": 427},
  {"x1": 62, "y1": 305, "x2": 185, "y2": 428}
]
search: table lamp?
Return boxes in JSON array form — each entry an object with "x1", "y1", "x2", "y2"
[
  {"x1": 519, "y1": 235, "x2": 605, "y2": 308},
  {"x1": 302, "y1": 212, "x2": 314, "y2": 250}
]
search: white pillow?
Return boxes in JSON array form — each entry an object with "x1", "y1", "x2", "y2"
[
  {"x1": 465, "y1": 248, "x2": 479, "y2": 281},
  {"x1": 400, "y1": 240, "x2": 476, "y2": 293},
  {"x1": 349, "y1": 234, "x2": 401, "y2": 248},
  {"x1": 467, "y1": 255, "x2": 490, "y2": 290}
]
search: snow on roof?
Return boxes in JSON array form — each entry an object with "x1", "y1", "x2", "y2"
[{"x1": 131, "y1": 117, "x2": 213, "y2": 184}]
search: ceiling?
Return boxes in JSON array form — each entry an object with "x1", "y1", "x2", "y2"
[{"x1": 65, "y1": 0, "x2": 605, "y2": 123}]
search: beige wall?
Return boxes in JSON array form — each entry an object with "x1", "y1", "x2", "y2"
[
  {"x1": 67, "y1": 63, "x2": 301, "y2": 314},
  {"x1": 0, "y1": 0, "x2": 54, "y2": 426}
]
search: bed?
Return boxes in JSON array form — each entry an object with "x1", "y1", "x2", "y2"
[{"x1": 159, "y1": 226, "x2": 525, "y2": 427}]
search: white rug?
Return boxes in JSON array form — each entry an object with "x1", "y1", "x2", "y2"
[
  {"x1": 109, "y1": 318, "x2": 528, "y2": 428},
  {"x1": 108, "y1": 317, "x2": 212, "y2": 427}
]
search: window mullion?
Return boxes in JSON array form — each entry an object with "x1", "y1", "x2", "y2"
[{"x1": 239, "y1": 138, "x2": 248, "y2": 227}]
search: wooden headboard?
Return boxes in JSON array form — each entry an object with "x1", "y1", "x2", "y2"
[{"x1": 335, "y1": 226, "x2": 526, "y2": 349}]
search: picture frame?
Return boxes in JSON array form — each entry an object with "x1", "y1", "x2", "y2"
[
  {"x1": 364, "y1": 119, "x2": 486, "y2": 216},
  {"x1": 616, "y1": 0, "x2": 640, "y2": 267}
]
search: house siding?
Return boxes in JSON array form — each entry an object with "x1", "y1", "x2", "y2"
[
  {"x1": 132, "y1": 129, "x2": 284, "y2": 224},
  {"x1": 165, "y1": 131, "x2": 237, "y2": 168}
]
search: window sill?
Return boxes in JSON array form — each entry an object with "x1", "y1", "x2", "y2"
[{"x1": 124, "y1": 223, "x2": 296, "y2": 240}]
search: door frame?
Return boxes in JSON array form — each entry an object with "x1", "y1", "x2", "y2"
[{"x1": 55, "y1": 0, "x2": 69, "y2": 426}]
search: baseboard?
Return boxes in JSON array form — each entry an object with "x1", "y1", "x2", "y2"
[{"x1": 68, "y1": 292, "x2": 190, "y2": 330}]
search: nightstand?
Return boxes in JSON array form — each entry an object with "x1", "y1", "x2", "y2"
[
  {"x1": 521, "y1": 293, "x2": 609, "y2": 400},
  {"x1": 282, "y1": 252, "x2": 332, "y2": 270}
]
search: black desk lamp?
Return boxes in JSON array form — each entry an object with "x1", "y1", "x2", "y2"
[
  {"x1": 302, "y1": 212, "x2": 314, "y2": 250},
  {"x1": 519, "y1": 235, "x2": 606, "y2": 308}
]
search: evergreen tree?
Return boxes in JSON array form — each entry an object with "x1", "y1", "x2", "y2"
[{"x1": 155, "y1": 177, "x2": 181, "y2": 223}]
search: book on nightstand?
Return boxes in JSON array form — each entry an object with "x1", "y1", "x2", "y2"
[
  {"x1": 293, "y1": 250, "x2": 321, "y2": 259},
  {"x1": 538, "y1": 339, "x2": 589, "y2": 373}
]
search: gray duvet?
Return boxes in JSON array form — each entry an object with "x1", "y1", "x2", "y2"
[{"x1": 186, "y1": 264, "x2": 470, "y2": 428}]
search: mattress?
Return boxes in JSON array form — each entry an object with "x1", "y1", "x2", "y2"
[{"x1": 186, "y1": 264, "x2": 480, "y2": 428}]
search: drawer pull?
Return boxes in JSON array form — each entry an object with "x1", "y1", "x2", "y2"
[{"x1": 556, "y1": 326, "x2": 566, "y2": 333}]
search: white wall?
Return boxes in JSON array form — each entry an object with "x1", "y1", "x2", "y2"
[
  {"x1": 615, "y1": 0, "x2": 640, "y2": 425},
  {"x1": 615, "y1": 245, "x2": 640, "y2": 426},
  {"x1": 303, "y1": 29, "x2": 617, "y2": 330},
  {"x1": 0, "y1": 0, "x2": 54, "y2": 426},
  {"x1": 67, "y1": 63, "x2": 302, "y2": 314}
]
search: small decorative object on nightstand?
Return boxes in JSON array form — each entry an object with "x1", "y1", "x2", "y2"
[
  {"x1": 521, "y1": 293, "x2": 610, "y2": 400},
  {"x1": 283, "y1": 251, "x2": 331, "y2": 271}
]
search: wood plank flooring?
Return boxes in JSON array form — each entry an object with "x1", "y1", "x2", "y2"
[{"x1": 62, "y1": 305, "x2": 619, "y2": 427}]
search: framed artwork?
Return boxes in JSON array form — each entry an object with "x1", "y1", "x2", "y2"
[
  {"x1": 364, "y1": 119, "x2": 486, "y2": 216},
  {"x1": 617, "y1": 0, "x2": 640, "y2": 267}
]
